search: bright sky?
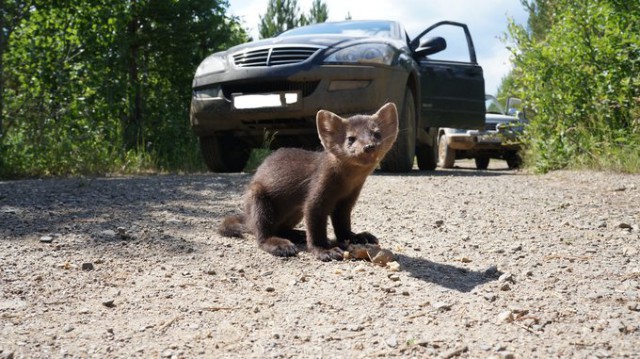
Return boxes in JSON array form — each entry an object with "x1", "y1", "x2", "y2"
[{"x1": 227, "y1": 0, "x2": 529, "y2": 95}]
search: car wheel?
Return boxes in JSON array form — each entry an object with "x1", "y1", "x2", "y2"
[
  {"x1": 416, "y1": 129, "x2": 438, "y2": 171},
  {"x1": 505, "y1": 151, "x2": 522, "y2": 169},
  {"x1": 475, "y1": 156, "x2": 490, "y2": 170},
  {"x1": 199, "y1": 134, "x2": 250, "y2": 172},
  {"x1": 437, "y1": 133, "x2": 455, "y2": 168},
  {"x1": 379, "y1": 88, "x2": 416, "y2": 172}
]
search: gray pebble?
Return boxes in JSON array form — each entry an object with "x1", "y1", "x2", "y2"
[{"x1": 40, "y1": 236, "x2": 54, "y2": 243}]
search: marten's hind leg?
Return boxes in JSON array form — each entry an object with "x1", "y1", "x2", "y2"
[{"x1": 246, "y1": 183, "x2": 298, "y2": 257}]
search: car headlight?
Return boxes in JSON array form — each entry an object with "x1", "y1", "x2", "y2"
[
  {"x1": 324, "y1": 44, "x2": 395, "y2": 65},
  {"x1": 195, "y1": 54, "x2": 226, "y2": 77}
]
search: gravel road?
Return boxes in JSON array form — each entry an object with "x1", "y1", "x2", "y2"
[{"x1": 1, "y1": 160, "x2": 639, "y2": 358}]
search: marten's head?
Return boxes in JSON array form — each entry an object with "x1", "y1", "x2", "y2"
[{"x1": 316, "y1": 103, "x2": 399, "y2": 167}]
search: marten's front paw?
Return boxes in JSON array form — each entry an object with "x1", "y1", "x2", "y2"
[
  {"x1": 260, "y1": 237, "x2": 298, "y2": 257},
  {"x1": 313, "y1": 247, "x2": 344, "y2": 262},
  {"x1": 351, "y1": 231, "x2": 378, "y2": 245}
]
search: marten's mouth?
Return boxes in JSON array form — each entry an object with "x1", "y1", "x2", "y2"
[{"x1": 355, "y1": 150, "x2": 379, "y2": 165}]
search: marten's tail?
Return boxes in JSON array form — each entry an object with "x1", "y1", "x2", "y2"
[{"x1": 218, "y1": 214, "x2": 247, "y2": 238}]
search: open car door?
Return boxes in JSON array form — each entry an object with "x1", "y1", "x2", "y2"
[{"x1": 411, "y1": 21, "x2": 485, "y2": 130}]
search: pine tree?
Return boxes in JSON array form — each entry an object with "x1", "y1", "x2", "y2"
[{"x1": 258, "y1": 0, "x2": 302, "y2": 38}]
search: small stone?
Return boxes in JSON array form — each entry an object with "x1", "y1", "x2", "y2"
[
  {"x1": 102, "y1": 300, "x2": 116, "y2": 308},
  {"x1": 385, "y1": 335, "x2": 398, "y2": 348},
  {"x1": 388, "y1": 274, "x2": 401, "y2": 282},
  {"x1": 435, "y1": 220, "x2": 445, "y2": 227},
  {"x1": 353, "y1": 264, "x2": 367, "y2": 273},
  {"x1": 623, "y1": 247, "x2": 638, "y2": 257},
  {"x1": 81, "y1": 263, "x2": 94, "y2": 271},
  {"x1": 485, "y1": 265, "x2": 500, "y2": 277},
  {"x1": 618, "y1": 223, "x2": 632, "y2": 229},
  {"x1": 498, "y1": 352, "x2": 515, "y2": 359},
  {"x1": 372, "y1": 249, "x2": 394, "y2": 266},
  {"x1": 500, "y1": 283, "x2": 511, "y2": 291},
  {"x1": 497, "y1": 310, "x2": 514, "y2": 324},
  {"x1": 484, "y1": 293, "x2": 497, "y2": 302},
  {"x1": 39, "y1": 235, "x2": 54, "y2": 243},
  {"x1": 100, "y1": 230, "x2": 116, "y2": 238},
  {"x1": 498, "y1": 272, "x2": 515, "y2": 284},
  {"x1": 433, "y1": 302, "x2": 452, "y2": 311},
  {"x1": 628, "y1": 303, "x2": 639, "y2": 312},
  {"x1": 386, "y1": 261, "x2": 401, "y2": 272},
  {"x1": 265, "y1": 286, "x2": 275, "y2": 292}
]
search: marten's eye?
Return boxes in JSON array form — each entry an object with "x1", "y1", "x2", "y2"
[
  {"x1": 372, "y1": 131, "x2": 382, "y2": 140},
  {"x1": 347, "y1": 136, "x2": 357, "y2": 145}
]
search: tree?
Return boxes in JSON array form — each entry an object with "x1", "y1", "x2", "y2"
[
  {"x1": 0, "y1": 0, "x2": 36, "y2": 149},
  {"x1": 1, "y1": 0, "x2": 248, "y2": 177},
  {"x1": 258, "y1": 0, "x2": 302, "y2": 38},
  {"x1": 507, "y1": 0, "x2": 640, "y2": 172},
  {"x1": 258, "y1": 0, "x2": 328, "y2": 38},
  {"x1": 307, "y1": 0, "x2": 328, "y2": 24}
]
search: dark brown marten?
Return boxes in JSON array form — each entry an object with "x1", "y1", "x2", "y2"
[{"x1": 219, "y1": 103, "x2": 399, "y2": 261}]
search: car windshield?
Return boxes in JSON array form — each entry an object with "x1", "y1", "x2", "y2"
[
  {"x1": 485, "y1": 95, "x2": 505, "y2": 114},
  {"x1": 279, "y1": 21, "x2": 396, "y2": 39}
]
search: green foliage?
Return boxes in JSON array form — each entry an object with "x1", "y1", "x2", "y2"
[
  {"x1": 243, "y1": 131, "x2": 277, "y2": 172},
  {"x1": 259, "y1": 0, "x2": 303, "y2": 38},
  {"x1": 306, "y1": 0, "x2": 329, "y2": 25},
  {"x1": 258, "y1": 0, "x2": 328, "y2": 38},
  {"x1": 507, "y1": 0, "x2": 640, "y2": 173},
  {"x1": 0, "y1": 0, "x2": 247, "y2": 178}
]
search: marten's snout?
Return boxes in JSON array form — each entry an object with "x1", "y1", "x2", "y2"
[{"x1": 363, "y1": 144, "x2": 376, "y2": 153}]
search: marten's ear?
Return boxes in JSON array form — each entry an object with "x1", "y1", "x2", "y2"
[
  {"x1": 316, "y1": 109, "x2": 346, "y2": 151},
  {"x1": 375, "y1": 103, "x2": 399, "y2": 144}
]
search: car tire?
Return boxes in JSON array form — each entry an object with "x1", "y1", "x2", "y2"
[
  {"x1": 505, "y1": 151, "x2": 522, "y2": 169},
  {"x1": 379, "y1": 88, "x2": 416, "y2": 173},
  {"x1": 437, "y1": 133, "x2": 455, "y2": 168},
  {"x1": 416, "y1": 128, "x2": 438, "y2": 171},
  {"x1": 475, "y1": 156, "x2": 490, "y2": 170},
  {"x1": 199, "y1": 134, "x2": 250, "y2": 172}
]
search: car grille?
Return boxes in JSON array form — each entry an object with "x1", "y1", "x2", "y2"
[
  {"x1": 222, "y1": 81, "x2": 320, "y2": 98},
  {"x1": 232, "y1": 46, "x2": 322, "y2": 67}
]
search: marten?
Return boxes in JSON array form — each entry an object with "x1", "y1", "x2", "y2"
[{"x1": 218, "y1": 102, "x2": 399, "y2": 261}]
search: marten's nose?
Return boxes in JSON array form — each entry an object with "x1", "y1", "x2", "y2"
[{"x1": 364, "y1": 144, "x2": 376, "y2": 153}]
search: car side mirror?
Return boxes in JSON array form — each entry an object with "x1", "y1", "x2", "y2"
[{"x1": 414, "y1": 37, "x2": 446, "y2": 57}]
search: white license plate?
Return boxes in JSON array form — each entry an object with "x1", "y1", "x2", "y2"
[{"x1": 232, "y1": 92, "x2": 299, "y2": 110}]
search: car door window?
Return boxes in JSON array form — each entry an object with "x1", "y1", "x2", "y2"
[{"x1": 421, "y1": 26, "x2": 471, "y2": 63}]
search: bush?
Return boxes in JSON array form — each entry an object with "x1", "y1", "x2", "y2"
[{"x1": 507, "y1": 0, "x2": 640, "y2": 173}]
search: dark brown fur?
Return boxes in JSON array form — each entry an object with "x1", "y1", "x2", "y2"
[{"x1": 218, "y1": 103, "x2": 399, "y2": 261}]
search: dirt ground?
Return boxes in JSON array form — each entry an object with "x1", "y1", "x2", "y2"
[{"x1": 1, "y1": 160, "x2": 639, "y2": 358}]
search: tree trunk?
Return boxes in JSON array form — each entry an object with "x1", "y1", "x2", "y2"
[
  {"x1": 124, "y1": 4, "x2": 142, "y2": 151},
  {"x1": 0, "y1": 8, "x2": 6, "y2": 142}
]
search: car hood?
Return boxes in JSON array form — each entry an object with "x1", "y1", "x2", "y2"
[{"x1": 224, "y1": 34, "x2": 394, "y2": 54}]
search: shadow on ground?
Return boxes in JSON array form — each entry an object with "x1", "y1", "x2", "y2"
[{"x1": 395, "y1": 253, "x2": 502, "y2": 292}]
